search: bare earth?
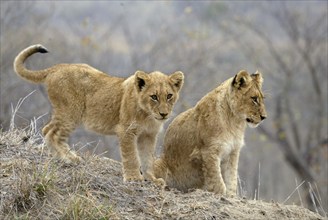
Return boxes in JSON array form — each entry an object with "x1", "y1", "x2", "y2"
[{"x1": 0, "y1": 128, "x2": 324, "y2": 219}]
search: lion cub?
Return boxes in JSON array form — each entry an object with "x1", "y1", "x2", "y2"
[
  {"x1": 14, "y1": 44, "x2": 184, "y2": 184},
  {"x1": 154, "y1": 70, "x2": 266, "y2": 195}
]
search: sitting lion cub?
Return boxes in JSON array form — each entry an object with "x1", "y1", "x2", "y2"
[
  {"x1": 154, "y1": 70, "x2": 266, "y2": 195},
  {"x1": 14, "y1": 44, "x2": 184, "y2": 184}
]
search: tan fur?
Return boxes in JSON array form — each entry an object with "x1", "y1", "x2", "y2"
[
  {"x1": 154, "y1": 70, "x2": 266, "y2": 195},
  {"x1": 14, "y1": 44, "x2": 184, "y2": 185}
]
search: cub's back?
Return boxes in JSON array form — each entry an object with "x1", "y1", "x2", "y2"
[{"x1": 163, "y1": 108, "x2": 199, "y2": 166}]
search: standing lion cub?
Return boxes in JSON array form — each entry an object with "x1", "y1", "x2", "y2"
[
  {"x1": 14, "y1": 44, "x2": 184, "y2": 184},
  {"x1": 154, "y1": 70, "x2": 266, "y2": 195}
]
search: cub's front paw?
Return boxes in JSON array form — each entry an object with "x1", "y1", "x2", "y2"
[
  {"x1": 226, "y1": 189, "x2": 237, "y2": 197},
  {"x1": 205, "y1": 183, "x2": 226, "y2": 195},
  {"x1": 123, "y1": 171, "x2": 144, "y2": 182},
  {"x1": 152, "y1": 177, "x2": 165, "y2": 187},
  {"x1": 143, "y1": 172, "x2": 165, "y2": 186}
]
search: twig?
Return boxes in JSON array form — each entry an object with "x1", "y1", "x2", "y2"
[
  {"x1": 295, "y1": 178, "x2": 303, "y2": 207},
  {"x1": 308, "y1": 182, "x2": 319, "y2": 214},
  {"x1": 282, "y1": 180, "x2": 305, "y2": 204},
  {"x1": 257, "y1": 163, "x2": 261, "y2": 200},
  {"x1": 308, "y1": 182, "x2": 326, "y2": 217},
  {"x1": 10, "y1": 90, "x2": 36, "y2": 131}
]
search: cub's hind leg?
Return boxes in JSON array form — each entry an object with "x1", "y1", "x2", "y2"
[
  {"x1": 153, "y1": 157, "x2": 168, "y2": 182},
  {"x1": 42, "y1": 115, "x2": 81, "y2": 163}
]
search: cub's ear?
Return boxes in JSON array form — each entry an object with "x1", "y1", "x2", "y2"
[
  {"x1": 232, "y1": 70, "x2": 250, "y2": 89},
  {"x1": 169, "y1": 71, "x2": 184, "y2": 91},
  {"x1": 251, "y1": 70, "x2": 263, "y2": 86},
  {"x1": 135, "y1": 70, "x2": 149, "y2": 92}
]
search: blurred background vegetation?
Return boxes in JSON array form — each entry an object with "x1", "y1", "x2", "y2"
[{"x1": 0, "y1": 1, "x2": 327, "y2": 213}]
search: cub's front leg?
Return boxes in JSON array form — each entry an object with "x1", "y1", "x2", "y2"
[
  {"x1": 138, "y1": 132, "x2": 165, "y2": 186},
  {"x1": 201, "y1": 147, "x2": 226, "y2": 195},
  {"x1": 222, "y1": 148, "x2": 241, "y2": 197},
  {"x1": 117, "y1": 126, "x2": 143, "y2": 182}
]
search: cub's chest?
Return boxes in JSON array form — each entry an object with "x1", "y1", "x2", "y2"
[
  {"x1": 138, "y1": 117, "x2": 164, "y2": 134},
  {"x1": 211, "y1": 135, "x2": 244, "y2": 159}
]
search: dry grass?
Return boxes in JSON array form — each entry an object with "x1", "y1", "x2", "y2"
[{"x1": 0, "y1": 126, "x2": 325, "y2": 220}]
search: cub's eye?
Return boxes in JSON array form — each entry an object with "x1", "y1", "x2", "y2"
[
  {"x1": 150, "y1": 95, "x2": 158, "y2": 101},
  {"x1": 167, "y1": 94, "x2": 173, "y2": 100}
]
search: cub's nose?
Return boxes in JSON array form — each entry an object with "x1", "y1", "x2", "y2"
[
  {"x1": 160, "y1": 112, "x2": 168, "y2": 118},
  {"x1": 260, "y1": 115, "x2": 267, "y2": 121}
]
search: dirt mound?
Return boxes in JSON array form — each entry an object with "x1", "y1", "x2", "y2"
[{"x1": 0, "y1": 128, "x2": 324, "y2": 219}]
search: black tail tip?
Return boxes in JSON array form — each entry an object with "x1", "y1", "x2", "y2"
[{"x1": 37, "y1": 45, "x2": 48, "y2": 53}]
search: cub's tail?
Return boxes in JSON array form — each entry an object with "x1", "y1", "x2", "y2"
[{"x1": 13, "y1": 44, "x2": 49, "y2": 83}]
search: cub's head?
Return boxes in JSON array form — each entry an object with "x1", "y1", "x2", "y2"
[
  {"x1": 230, "y1": 70, "x2": 267, "y2": 127},
  {"x1": 134, "y1": 70, "x2": 184, "y2": 121}
]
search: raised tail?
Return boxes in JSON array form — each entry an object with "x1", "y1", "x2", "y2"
[{"x1": 13, "y1": 44, "x2": 49, "y2": 83}]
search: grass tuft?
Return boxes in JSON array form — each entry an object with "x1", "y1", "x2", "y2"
[{"x1": 62, "y1": 194, "x2": 117, "y2": 220}]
